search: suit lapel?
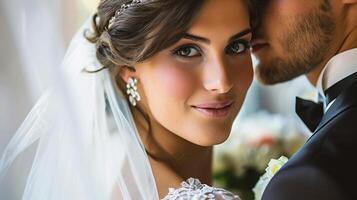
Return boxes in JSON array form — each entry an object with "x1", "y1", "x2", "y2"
[{"x1": 306, "y1": 81, "x2": 357, "y2": 142}]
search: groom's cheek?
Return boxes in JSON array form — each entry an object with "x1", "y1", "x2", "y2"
[{"x1": 258, "y1": 0, "x2": 313, "y2": 38}]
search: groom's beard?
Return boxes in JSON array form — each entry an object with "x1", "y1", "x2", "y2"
[{"x1": 256, "y1": 0, "x2": 336, "y2": 85}]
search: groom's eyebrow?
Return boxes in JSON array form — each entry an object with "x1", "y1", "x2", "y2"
[{"x1": 183, "y1": 28, "x2": 252, "y2": 44}]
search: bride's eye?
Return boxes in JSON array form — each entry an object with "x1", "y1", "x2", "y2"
[
  {"x1": 172, "y1": 45, "x2": 202, "y2": 58},
  {"x1": 226, "y1": 40, "x2": 250, "y2": 55}
]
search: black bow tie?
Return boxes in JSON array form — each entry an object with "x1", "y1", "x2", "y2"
[
  {"x1": 296, "y1": 97, "x2": 324, "y2": 132},
  {"x1": 296, "y1": 71, "x2": 357, "y2": 132}
]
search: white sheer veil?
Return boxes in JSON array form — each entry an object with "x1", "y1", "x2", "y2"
[{"x1": 0, "y1": 11, "x2": 158, "y2": 200}]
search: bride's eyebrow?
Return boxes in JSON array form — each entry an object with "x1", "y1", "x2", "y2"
[
  {"x1": 228, "y1": 28, "x2": 252, "y2": 42},
  {"x1": 183, "y1": 34, "x2": 210, "y2": 44},
  {"x1": 182, "y1": 28, "x2": 252, "y2": 44}
]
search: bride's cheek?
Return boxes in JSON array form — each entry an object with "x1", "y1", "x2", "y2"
[
  {"x1": 153, "y1": 65, "x2": 195, "y2": 100},
  {"x1": 238, "y1": 63, "x2": 254, "y2": 91},
  {"x1": 231, "y1": 57, "x2": 254, "y2": 94}
]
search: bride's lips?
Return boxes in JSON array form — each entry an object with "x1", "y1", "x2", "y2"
[
  {"x1": 191, "y1": 100, "x2": 234, "y2": 118},
  {"x1": 251, "y1": 39, "x2": 269, "y2": 53}
]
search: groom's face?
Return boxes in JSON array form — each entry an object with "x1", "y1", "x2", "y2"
[{"x1": 251, "y1": 0, "x2": 336, "y2": 84}]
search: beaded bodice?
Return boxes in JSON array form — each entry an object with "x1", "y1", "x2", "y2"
[{"x1": 162, "y1": 178, "x2": 241, "y2": 200}]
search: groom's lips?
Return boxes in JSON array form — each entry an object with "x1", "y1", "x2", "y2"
[{"x1": 251, "y1": 39, "x2": 269, "y2": 53}]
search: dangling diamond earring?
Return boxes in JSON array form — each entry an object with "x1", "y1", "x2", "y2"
[{"x1": 126, "y1": 77, "x2": 141, "y2": 106}]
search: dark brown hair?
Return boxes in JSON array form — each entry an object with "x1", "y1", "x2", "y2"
[
  {"x1": 85, "y1": 0, "x2": 206, "y2": 161},
  {"x1": 246, "y1": 0, "x2": 269, "y2": 31},
  {"x1": 86, "y1": 0, "x2": 205, "y2": 70}
]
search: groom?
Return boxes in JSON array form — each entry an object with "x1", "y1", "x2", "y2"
[{"x1": 250, "y1": 0, "x2": 357, "y2": 199}]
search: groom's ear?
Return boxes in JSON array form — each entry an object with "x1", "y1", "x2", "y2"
[{"x1": 341, "y1": 0, "x2": 357, "y2": 27}]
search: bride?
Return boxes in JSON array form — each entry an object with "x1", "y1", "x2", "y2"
[{"x1": 0, "y1": 0, "x2": 253, "y2": 199}]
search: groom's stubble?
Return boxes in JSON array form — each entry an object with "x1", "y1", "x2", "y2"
[{"x1": 255, "y1": 0, "x2": 336, "y2": 85}]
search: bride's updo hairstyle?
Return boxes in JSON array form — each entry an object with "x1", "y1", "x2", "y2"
[{"x1": 86, "y1": 0, "x2": 205, "y2": 70}]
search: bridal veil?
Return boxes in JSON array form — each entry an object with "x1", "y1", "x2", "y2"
[{"x1": 0, "y1": 1, "x2": 158, "y2": 199}]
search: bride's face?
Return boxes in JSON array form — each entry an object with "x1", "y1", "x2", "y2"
[{"x1": 129, "y1": 0, "x2": 252, "y2": 146}]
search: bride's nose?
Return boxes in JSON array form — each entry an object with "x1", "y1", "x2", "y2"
[{"x1": 202, "y1": 55, "x2": 234, "y2": 94}]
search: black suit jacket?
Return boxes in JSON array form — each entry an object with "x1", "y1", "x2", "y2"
[{"x1": 262, "y1": 80, "x2": 357, "y2": 200}]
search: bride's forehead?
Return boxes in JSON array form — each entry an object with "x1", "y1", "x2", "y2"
[
  {"x1": 187, "y1": 0, "x2": 250, "y2": 42},
  {"x1": 190, "y1": 0, "x2": 249, "y2": 29},
  {"x1": 195, "y1": 0, "x2": 249, "y2": 18}
]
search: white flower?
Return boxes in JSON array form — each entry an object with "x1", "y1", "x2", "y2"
[
  {"x1": 253, "y1": 156, "x2": 288, "y2": 200},
  {"x1": 266, "y1": 156, "x2": 288, "y2": 178}
]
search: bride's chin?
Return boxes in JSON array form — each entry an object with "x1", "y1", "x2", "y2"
[
  {"x1": 186, "y1": 113, "x2": 238, "y2": 146},
  {"x1": 191, "y1": 128, "x2": 232, "y2": 147},
  {"x1": 195, "y1": 136, "x2": 230, "y2": 147}
]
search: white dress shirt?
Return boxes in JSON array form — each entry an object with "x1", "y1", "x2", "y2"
[{"x1": 316, "y1": 48, "x2": 357, "y2": 112}]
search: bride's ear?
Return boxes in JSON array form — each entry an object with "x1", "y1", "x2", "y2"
[{"x1": 118, "y1": 66, "x2": 136, "y2": 83}]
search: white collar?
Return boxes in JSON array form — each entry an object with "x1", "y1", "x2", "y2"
[{"x1": 316, "y1": 48, "x2": 357, "y2": 98}]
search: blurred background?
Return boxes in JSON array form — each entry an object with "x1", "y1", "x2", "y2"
[{"x1": 0, "y1": 0, "x2": 316, "y2": 199}]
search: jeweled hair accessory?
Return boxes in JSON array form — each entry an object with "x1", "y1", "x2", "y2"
[{"x1": 108, "y1": 0, "x2": 142, "y2": 29}]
